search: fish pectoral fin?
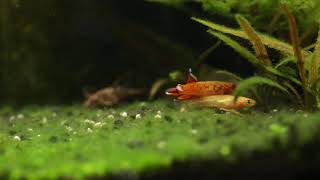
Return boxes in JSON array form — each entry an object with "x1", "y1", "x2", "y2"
[
  {"x1": 177, "y1": 94, "x2": 194, "y2": 100},
  {"x1": 219, "y1": 108, "x2": 242, "y2": 116},
  {"x1": 186, "y1": 68, "x2": 198, "y2": 84}
]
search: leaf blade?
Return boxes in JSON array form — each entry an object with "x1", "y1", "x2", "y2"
[
  {"x1": 310, "y1": 28, "x2": 320, "y2": 86},
  {"x1": 265, "y1": 66, "x2": 302, "y2": 86},
  {"x1": 282, "y1": 4, "x2": 307, "y2": 87},
  {"x1": 207, "y1": 30, "x2": 261, "y2": 68},
  {"x1": 233, "y1": 76, "x2": 289, "y2": 97},
  {"x1": 236, "y1": 15, "x2": 271, "y2": 66},
  {"x1": 192, "y1": 17, "x2": 311, "y2": 57}
]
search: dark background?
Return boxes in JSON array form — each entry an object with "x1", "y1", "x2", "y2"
[{"x1": 0, "y1": 0, "x2": 254, "y2": 105}]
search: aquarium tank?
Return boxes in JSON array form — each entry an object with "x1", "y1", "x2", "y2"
[{"x1": 1, "y1": 0, "x2": 320, "y2": 179}]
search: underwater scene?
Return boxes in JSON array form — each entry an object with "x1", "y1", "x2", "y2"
[{"x1": 1, "y1": 0, "x2": 320, "y2": 179}]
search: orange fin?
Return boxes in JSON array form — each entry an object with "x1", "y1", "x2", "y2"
[
  {"x1": 186, "y1": 68, "x2": 198, "y2": 83},
  {"x1": 177, "y1": 94, "x2": 193, "y2": 100}
]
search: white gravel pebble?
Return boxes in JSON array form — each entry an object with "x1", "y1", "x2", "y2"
[
  {"x1": 135, "y1": 114, "x2": 142, "y2": 119},
  {"x1": 13, "y1": 135, "x2": 21, "y2": 141},
  {"x1": 180, "y1": 107, "x2": 186, "y2": 112},
  {"x1": 154, "y1": 114, "x2": 162, "y2": 119},
  {"x1": 42, "y1": 117, "x2": 47, "y2": 124},
  {"x1": 93, "y1": 122, "x2": 106, "y2": 128},
  {"x1": 190, "y1": 129, "x2": 198, "y2": 135},
  {"x1": 87, "y1": 128, "x2": 93, "y2": 133},
  {"x1": 108, "y1": 114, "x2": 115, "y2": 119},
  {"x1": 66, "y1": 126, "x2": 73, "y2": 132},
  {"x1": 9, "y1": 116, "x2": 15, "y2": 122},
  {"x1": 140, "y1": 102, "x2": 146, "y2": 107},
  {"x1": 17, "y1": 114, "x2": 24, "y2": 119},
  {"x1": 27, "y1": 128, "x2": 33, "y2": 132},
  {"x1": 84, "y1": 119, "x2": 95, "y2": 125},
  {"x1": 120, "y1": 112, "x2": 128, "y2": 118},
  {"x1": 52, "y1": 112, "x2": 57, "y2": 117}
]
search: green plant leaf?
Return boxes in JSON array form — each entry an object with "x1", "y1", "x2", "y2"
[
  {"x1": 145, "y1": 0, "x2": 187, "y2": 7},
  {"x1": 236, "y1": 15, "x2": 272, "y2": 66},
  {"x1": 309, "y1": 28, "x2": 320, "y2": 86},
  {"x1": 278, "y1": 66, "x2": 298, "y2": 78},
  {"x1": 283, "y1": 81, "x2": 304, "y2": 106},
  {"x1": 208, "y1": 30, "x2": 301, "y2": 85},
  {"x1": 275, "y1": 56, "x2": 296, "y2": 69},
  {"x1": 215, "y1": 70, "x2": 242, "y2": 81},
  {"x1": 265, "y1": 66, "x2": 302, "y2": 86},
  {"x1": 282, "y1": 4, "x2": 307, "y2": 88},
  {"x1": 169, "y1": 71, "x2": 184, "y2": 81},
  {"x1": 207, "y1": 30, "x2": 261, "y2": 68},
  {"x1": 233, "y1": 76, "x2": 289, "y2": 97},
  {"x1": 149, "y1": 79, "x2": 168, "y2": 100},
  {"x1": 274, "y1": 54, "x2": 313, "y2": 77},
  {"x1": 197, "y1": 41, "x2": 221, "y2": 66},
  {"x1": 192, "y1": 17, "x2": 311, "y2": 57}
]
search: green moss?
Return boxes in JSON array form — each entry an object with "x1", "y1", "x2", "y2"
[
  {"x1": 148, "y1": 0, "x2": 320, "y2": 31},
  {"x1": 0, "y1": 101, "x2": 320, "y2": 179}
]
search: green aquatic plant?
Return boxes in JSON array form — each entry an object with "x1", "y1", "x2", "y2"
[
  {"x1": 147, "y1": 0, "x2": 320, "y2": 34},
  {"x1": 193, "y1": 4, "x2": 320, "y2": 110}
]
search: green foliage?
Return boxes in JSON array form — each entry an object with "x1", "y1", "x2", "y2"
[
  {"x1": 206, "y1": 30, "x2": 302, "y2": 86},
  {"x1": 149, "y1": 79, "x2": 168, "y2": 100},
  {"x1": 145, "y1": 0, "x2": 186, "y2": 7},
  {"x1": 275, "y1": 56, "x2": 295, "y2": 69},
  {"x1": 148, "y1": 0, "x2": 320, "y2": 33},
  {"x1": 310, "y1": 30, "x2": 320, "y2": 109},
  {"x1": 169, "y1": 70, "x2": 184, "y2": 81},
  {"x1": 215, "y1": 70, "x2": 242, "y2": 81},
  {"x1": 193, "y1": 7, "x2": 320, "y2": 110},
  {"x1": 233, "y1": 76, "x2": 289, "y2": 97},
  {"x1": 236, "y1": 15, "x2": 271, "y2": 66},
  {"x1": 192, "y1": 17, "x2": 311, "y2": 58},
  {"x1": 1, "y1": 102, "x2": 320, "y2": 178},
  {"x1": 207, "y1": 31, "x2": 261, "y2": 67}
]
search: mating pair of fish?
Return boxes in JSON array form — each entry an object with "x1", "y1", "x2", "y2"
[{"x1": 165, "y1": 69, "x2": 256, "y2": 110}]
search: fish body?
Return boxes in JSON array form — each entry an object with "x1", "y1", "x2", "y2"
[
  {"x1": 166, "y1": 69, "x2": 236, "y2": 100},
  {"x1": 192, "y1": 95, "x2": 256, "y2": 110},
  {"x1": 177, "y1": 81, "x2": 235, "y2": 96}
]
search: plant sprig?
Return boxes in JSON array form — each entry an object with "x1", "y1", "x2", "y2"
[{"x1": 192, "y1": 4, "x2": 320, "y2": 110}]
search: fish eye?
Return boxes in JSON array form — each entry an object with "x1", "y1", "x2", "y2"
[{"x1": 247, "y1": 100, "x2": 251, "y2": 104}]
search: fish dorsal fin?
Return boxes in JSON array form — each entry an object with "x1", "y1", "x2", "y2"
[{"x1": 186, "y1": 68, "x2": 198, "y2": 83}]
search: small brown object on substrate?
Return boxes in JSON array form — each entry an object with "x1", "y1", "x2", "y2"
[{"x1": 83, "y1": 86, "x2": 146, "y2": 108}]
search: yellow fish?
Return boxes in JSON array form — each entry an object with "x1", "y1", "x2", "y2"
[{"x1": 192, "y1": 95, "x2": 256, "y2": 110}]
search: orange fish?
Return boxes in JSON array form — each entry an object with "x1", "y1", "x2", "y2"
[{"x1": 166, "y1": 69, "x2": 236, "y2": 100}]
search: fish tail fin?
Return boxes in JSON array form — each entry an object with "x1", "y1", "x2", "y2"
[{"x1": 165, "y1": 88, "x2": 179, "y2": 96}]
